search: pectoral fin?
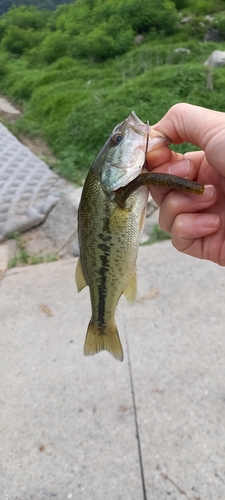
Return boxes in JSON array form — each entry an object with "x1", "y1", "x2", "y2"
[
  {"x1": 75, "y1": 257, "x2": 87, "y2": 292},
  {"x1": 123, "y1": 267, "x2": 137, "y2": 303}
]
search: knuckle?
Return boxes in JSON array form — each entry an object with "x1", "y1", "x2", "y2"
[{"x1": 169, "y1": 102, "x2": 188, "y2": 115}]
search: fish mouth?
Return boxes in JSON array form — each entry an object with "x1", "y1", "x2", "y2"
[
  {"x1": 125, "y1": 111, "x2": 170, "y2": 151},
  {"x1": 125, "y1": 111, "x2": 149, "y2": 138}
]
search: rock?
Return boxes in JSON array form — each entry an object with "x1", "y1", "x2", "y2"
[
  {"x1": 204, "y1": 50, "x2": 225, "y2": 67},
  {"x1": 180, "y1": 16, "x2": 191, "y2": 23},
  {"x1": 134, "y1": 34, "x2": 144, "y2": 45},
  {"x1": 0, "y1": 97, "x2": 21, "y2": 115},
  {"x1": 205, "y1": 15, "x2": 214, "y2": 22},
  {"x1": 174, "y1": 48, "x2": 191, "y2": 54},
  {"x1": 204, "y1": 29, "x2": 221, "y2": 43}
]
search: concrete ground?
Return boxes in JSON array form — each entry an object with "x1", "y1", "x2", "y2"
[{"x1": 1, "y1": 240, "x2": 225, "y2": 500}]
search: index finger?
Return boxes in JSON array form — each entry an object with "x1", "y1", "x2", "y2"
[
  {"x1": 146, "y1": 145, "x2": 182, "y2": 170},
  {"x1": 147, "y1": 151, "x2": 205, "y2": 207},
  {"x1": 152, "y1": 103, "x2": 225, "y2": 174}
]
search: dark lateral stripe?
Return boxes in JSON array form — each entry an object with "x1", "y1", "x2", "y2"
[{"x1": 97, "y1": 204, "x2": 112, "y2": 327}]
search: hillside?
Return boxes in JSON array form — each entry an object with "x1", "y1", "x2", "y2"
[{"x1": 0, "y1": 0, "x2": 225, "y2": 183}]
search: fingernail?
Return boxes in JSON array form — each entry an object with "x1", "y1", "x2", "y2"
[
  {"x1": 169, "y1": 159, "x2": 190, "y2": 177},
  {"x1": 193, "y1": 184, "x2": 215, "y2": 202},
  {"x1": 197, "y1": 214, "x2": 220, "y2": 228}
]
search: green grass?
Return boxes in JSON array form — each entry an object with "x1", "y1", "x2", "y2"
[
  {"x1": 7, "y1": 233, "x2": 58, "y2": 267},
  {"x1": 141, "y1": 224, "x2": 171, "y2": 246},
  {"x1": 8, "y1": 251, "x2": 58, "y2": 267}
]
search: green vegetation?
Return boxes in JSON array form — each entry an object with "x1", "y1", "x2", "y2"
[
  {"x1": 7, "y1": 232, "x2": 58, "y2": 267},
  {"x1": 0, "y1": 0, "x2": 225, "y2": 183},
  {"x1": 8, "y1": 251, "x2": 58, "y2": 267},
  {"x1": 141, "y1": 224, "x2": 171, "y2": 246}
]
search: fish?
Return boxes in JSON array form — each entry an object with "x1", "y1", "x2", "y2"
[{"x1": 76, "y1": 111, "x2": 204, "y2": 362}]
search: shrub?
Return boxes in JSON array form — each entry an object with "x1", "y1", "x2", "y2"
[
  {"x1": 71, "y1": 21, "x2": 134, "y2": 61},
  {"x1": 0, "y1": 5, "x2": 48, "y2": 31},
  {"x1": 2, "y1": 26, "x2": 42, "y2": 55},
  {"x1": 38, "y1": 31, "x2": 69, "y2": 63}
]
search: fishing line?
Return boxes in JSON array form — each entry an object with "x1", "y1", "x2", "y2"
[
  {"x1": 124, "y1": 317, "x2": 148, "y2": 500},
  {"x1": 145, "y1": 120, "x2": 150, "y2": 160}
]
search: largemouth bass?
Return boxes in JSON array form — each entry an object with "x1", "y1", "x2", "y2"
[{"x1": 76, "y1": 112, "x2": 204, "y2": 362}]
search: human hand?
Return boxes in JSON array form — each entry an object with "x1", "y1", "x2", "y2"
[{"x1": 146, "y1": 103, "x2": 225, "y2": 265}]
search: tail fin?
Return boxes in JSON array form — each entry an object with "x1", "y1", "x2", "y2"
[{"x1": 84, "y1": 319, "x2": 124, "y2": 362}]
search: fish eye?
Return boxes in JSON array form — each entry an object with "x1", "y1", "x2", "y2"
[{"x1": 111, "y1": 132, "x2": 123, "y2": 146}]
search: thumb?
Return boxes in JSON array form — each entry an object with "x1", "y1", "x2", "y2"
[{"x1": 153, "y1": 103, "x2": 225, "y2": 175}]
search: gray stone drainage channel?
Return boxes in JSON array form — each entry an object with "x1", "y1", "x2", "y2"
[{"x1": 0, "y1": 122, "x2": 66, "y2": 242}]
